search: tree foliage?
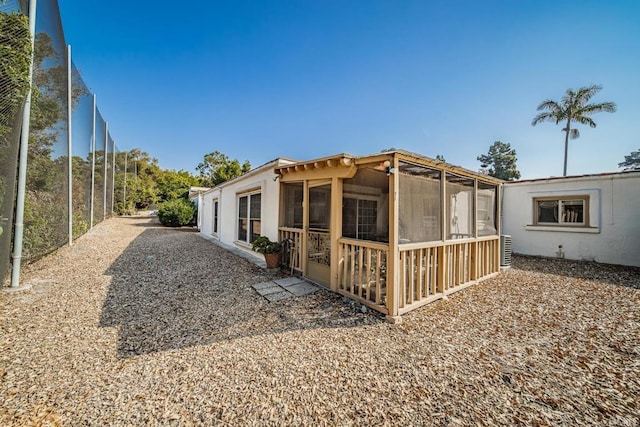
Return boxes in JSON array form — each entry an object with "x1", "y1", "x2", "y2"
[
  {"x1": 477, "y1": 141, "x2": 521, "y2": 181},
  {"x1": 532, "y1": 84, "x2": 616, "y2": 176},
  {"x1": 0, "y1": 11, "x2": 31, "y2": 257},
  {"x1": 156, "y1": 170, "x2": 200, "y2": 202},
  {"x1": 196, "y1": 150, "x2": 250, "y2": 187},
  {"x1": 0, "y1": 12, "x2": 31, "y2": 139},
  {"x1": 618, "y1": 149, "x2": 640, "y2": 171}
]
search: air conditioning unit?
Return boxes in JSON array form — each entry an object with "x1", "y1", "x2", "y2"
[{"x1": 500, "y1": 235, "x2": 512, "y2": 267}]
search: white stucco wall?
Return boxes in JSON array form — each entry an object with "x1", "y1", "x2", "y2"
[
  {"x1": 200, "y1": 188, "x2": 220, "y2": 237},
  {"x1": 199, "y1": 159, "x2": 295, "y2": 261},
  {"x1": 502, "y1": 171, "x2": 640, "y2": 267}
]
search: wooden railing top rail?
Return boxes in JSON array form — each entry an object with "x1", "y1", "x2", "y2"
[
  {"x1": 338, "y1": 237, "x2": 389, "y2": 251},
  {"x1": 279, "y1": 226, "x2": 303, "y2": 233},
  {"x1": 399, "y1": 234, "x2": 499, "y2": 251},
  {"x1": 476, "y1": 235, "x2": 500, "y2": 242}
]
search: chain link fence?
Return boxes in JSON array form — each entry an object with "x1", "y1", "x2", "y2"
[{"x1": 1, "y1": 0, "x2": 125, "y2": 285}]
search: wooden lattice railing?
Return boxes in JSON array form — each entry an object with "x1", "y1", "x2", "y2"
[
  {"x1": 279, "y1": 227, "x2": 302, "y2": 273},
  {"x1": 338, "y1": 238, "x2": 389, "y2": 314}
]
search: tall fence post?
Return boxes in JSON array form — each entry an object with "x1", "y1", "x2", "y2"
[
  {"x1": 90, "y1": 94, "x2": 96, "y2": 229},
  {"x1": 67, "y1": 44, "x2": 73, "y2": 245},
  {"x1": 103, "y1": 122, "x2": 108, "y2": 221},
  {"x1": 111, "y1": 141, "x2": 115, "y2": 215},
  {"x1": 10, "y1": 0, "x2": 38, "y2": 289},
  {"x1": 123, "y1": 152, "x2": 127, "y2": 208}
]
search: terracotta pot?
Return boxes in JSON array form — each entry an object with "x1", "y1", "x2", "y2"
[{"x1": 263, "y1": 252, "x2": 281, "y2": 269}]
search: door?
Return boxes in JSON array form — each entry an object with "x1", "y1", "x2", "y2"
[{"x1": 306, "y1": 183, "x2": 331, "y2": 286}]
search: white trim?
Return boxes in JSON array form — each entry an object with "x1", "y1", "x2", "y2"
[
  {"x1": 525, "y1": 225, "x2": 600, "y2": 234},
  {"x1": 236, "y1": 190, "x2": 262, "y2": 244},
  {"x1": 212, "y1": 198, "x2": 219, "y2": 237}
]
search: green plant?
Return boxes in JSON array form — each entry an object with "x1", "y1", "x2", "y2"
[
  {"x1": 251, "y1": 236, "x2": 282, "y2": 254},
  {"x1": 115, "y1": 201, "x2": 135, "y2": 216},
  {"x1": 157, "y1": 199, "x2": 195, "y2": 227}
]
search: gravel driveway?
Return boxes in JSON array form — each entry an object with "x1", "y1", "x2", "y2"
[{"x1": 1, "y1": 217, "x2": 638, "y2": 425}]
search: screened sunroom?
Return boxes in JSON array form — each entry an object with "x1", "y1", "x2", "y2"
[{"x1": 275, "y1": 150, "x2": 502, "y2": 321}]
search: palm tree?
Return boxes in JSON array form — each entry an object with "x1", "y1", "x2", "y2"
[{"x1": 532, "y1": 84, "x2": 616, "y2": 176}]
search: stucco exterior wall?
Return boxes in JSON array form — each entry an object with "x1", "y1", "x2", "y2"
[
  {"x1": 502, "y1": 172, "x2": 640, "y2": 267},
  {"x1": 199, "y1": 159, "x2": 294, "y2": 261}
]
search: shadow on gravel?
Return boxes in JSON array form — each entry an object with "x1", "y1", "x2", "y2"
[
  {"x1": 99, "y1": 221, "x2": 382, "y2": 358},
  {"x1": 511, "y1": 254, "x2": 640, "y2": 289}
]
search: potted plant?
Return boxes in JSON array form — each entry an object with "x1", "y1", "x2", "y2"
[{"x1": 251, "y1": 236, "x2": 282, "y2": 269}]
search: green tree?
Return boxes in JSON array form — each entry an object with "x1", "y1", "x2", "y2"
[
  {"x1": 122, "y1": 149, "x2": 162, "y2": 209},
  {"x1": 532, "y1": 84, "x2": 616, "y2": 176},
  {"x1": 156, "y1": 170, "x2": 200, "y2": 202},
  {"x1": 618, "y1": 149, "x2": 640, "y2": 171},
  {"x1": 477, "y1": 141, "x2": 521, "y2": 181},
  {"x1": 0, "y1": 12, "x2": 31, "y2": 253},
  {"x1": 196, "y1": 151, "x2": 250, "y2": 187}
]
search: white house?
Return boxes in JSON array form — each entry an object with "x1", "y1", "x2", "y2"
[
  {"x1": 502, "y1": 170, "x2": 640, "y2": 267},
  {"x1": 199, "y1": 158, "x2": 296, "y2": 262},
  {"x1": 188, "y1": 186, "x2": 211, "y2": 230},
  {"x1": 198, "y1": 150, "x2": 503, "y2": 320}
]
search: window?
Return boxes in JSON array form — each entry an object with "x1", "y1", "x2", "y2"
[
  {"x1": 446, "y1": 173, "x2": 474, "y2": 240},
  {"x1": 212, "y1": 200, "x2": 219, "y2": 235},
  {"x1": 534, "y1": 196, "x2": 587, "y2": 225},
  {"x1": 309, "y1": 185, "x2": 330, "y2": 229},
  {"x1": 342, "y1": 198, "x2": 378, "y2": 241},
  {"x1": 477, "y1": 182, "x2": 497, "y2": 236},
  {"x1": 342, "y1": 166, "x2": 389, "y2": 243},
  {"x1": 237, "y1": 192, "x2": 261, "y2": 243},
  {"x1": 398, "y1": 162, "x2": 441, "y2": 243},
  {"x1": 281, "y1": 183, "x2": 303, "y2": 228}
]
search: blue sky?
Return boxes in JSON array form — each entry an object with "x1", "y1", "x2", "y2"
[{"x1": 58, "y1": 0, "x2": 639, "y2": 179}]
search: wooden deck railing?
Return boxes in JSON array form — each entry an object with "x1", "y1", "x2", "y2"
[
  {"x1": 398, "y1": 235, "x2": 500, "y2": 314},
  {"x1": 338, "y1": 238, "x2": 389, "y2": 314},
  {"x1": 279, "y1": 227, "x2": 302, "y2": 273},
  {"x1": 280, "y1": 230, "x2": 500, "y2": 317}
]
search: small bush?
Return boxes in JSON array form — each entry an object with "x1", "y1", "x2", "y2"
[
  {"x1": 115, "y1": 201, "x2": 136, "y2": 216},
  {"x1": 158, "y1": 199, "x2": 195, "y2": 227}
]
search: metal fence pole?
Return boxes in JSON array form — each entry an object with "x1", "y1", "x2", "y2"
[
  {"x1": 89, "y1": 94, "x2": 96, "y2": 229},
  {"x1": 111, "y1": 142, "x2": 115, "y2": 214},
  {"x1": 10, "y1": 0, "x2": 38, "y2": 289},
  {"x1": 103, "y1": 122, "x2": 108, "y2": 221},
  {"x1": 67, "y1": 44, "x2": 73, "y2": 245},
  {"x1": 123, "y1": 152, "x2": 127, "y2": 208}
]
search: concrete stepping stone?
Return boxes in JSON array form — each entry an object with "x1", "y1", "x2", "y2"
[
  {"x1": 254, "y1": 285, "x2": 284, "y2": 296},
  {"x1": 286, "y1": 281, "x2": 320, "y2": 297},
  {"x1": 252, "y1": 281, "x2": 277, "y2": 290},
  {"x1": 274, "y1": 277, "x2": 305, "y2": 288},
  {"x1": 264, "y1": 291, "x2": 293, "y2": 302}
]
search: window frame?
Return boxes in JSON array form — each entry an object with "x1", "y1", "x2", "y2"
[
  {"x1": 532, "y1": 195, "x2": 589, "y2": 227},
  {"x1": 342, "y1": 194, "x2": 380, "y2": 241},
  {"x1": 236, "y1": 190, "x2": 262, "y2": 245},
  {"x1": 212, "y1": 199, "x2": 219, "y2": 236}
]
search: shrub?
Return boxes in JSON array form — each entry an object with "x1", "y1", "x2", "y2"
[
  {"x1": 115, "y1": 201, "x2": 136, "y2": 216},
  {"x1": 251, "y1": 236, "x2": 282, "y2": 254},
  {"x1": 158, "y1": 199, "x2": 195, "y2": 227}
]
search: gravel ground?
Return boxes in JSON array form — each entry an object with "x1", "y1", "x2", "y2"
[{"x1": 1, "y1": 216, "x2": 638, "y2": 426}]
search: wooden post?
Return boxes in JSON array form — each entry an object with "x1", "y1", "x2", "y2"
[
  {"x1": 301, "y1": 180, "x2": 309, "y2": 276},
  {"x1": 330, "y1": 176, "x2": 342, "y2": 291},
  {"x1": 471, "y1": 241, "x2": 478, "y2": 281},
  {"x1": 385, "y1": 155, "x2": 401, "y2": 322},
  {"x1": 437, "y1": 245, "x2": 446, "y2": 294}
]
